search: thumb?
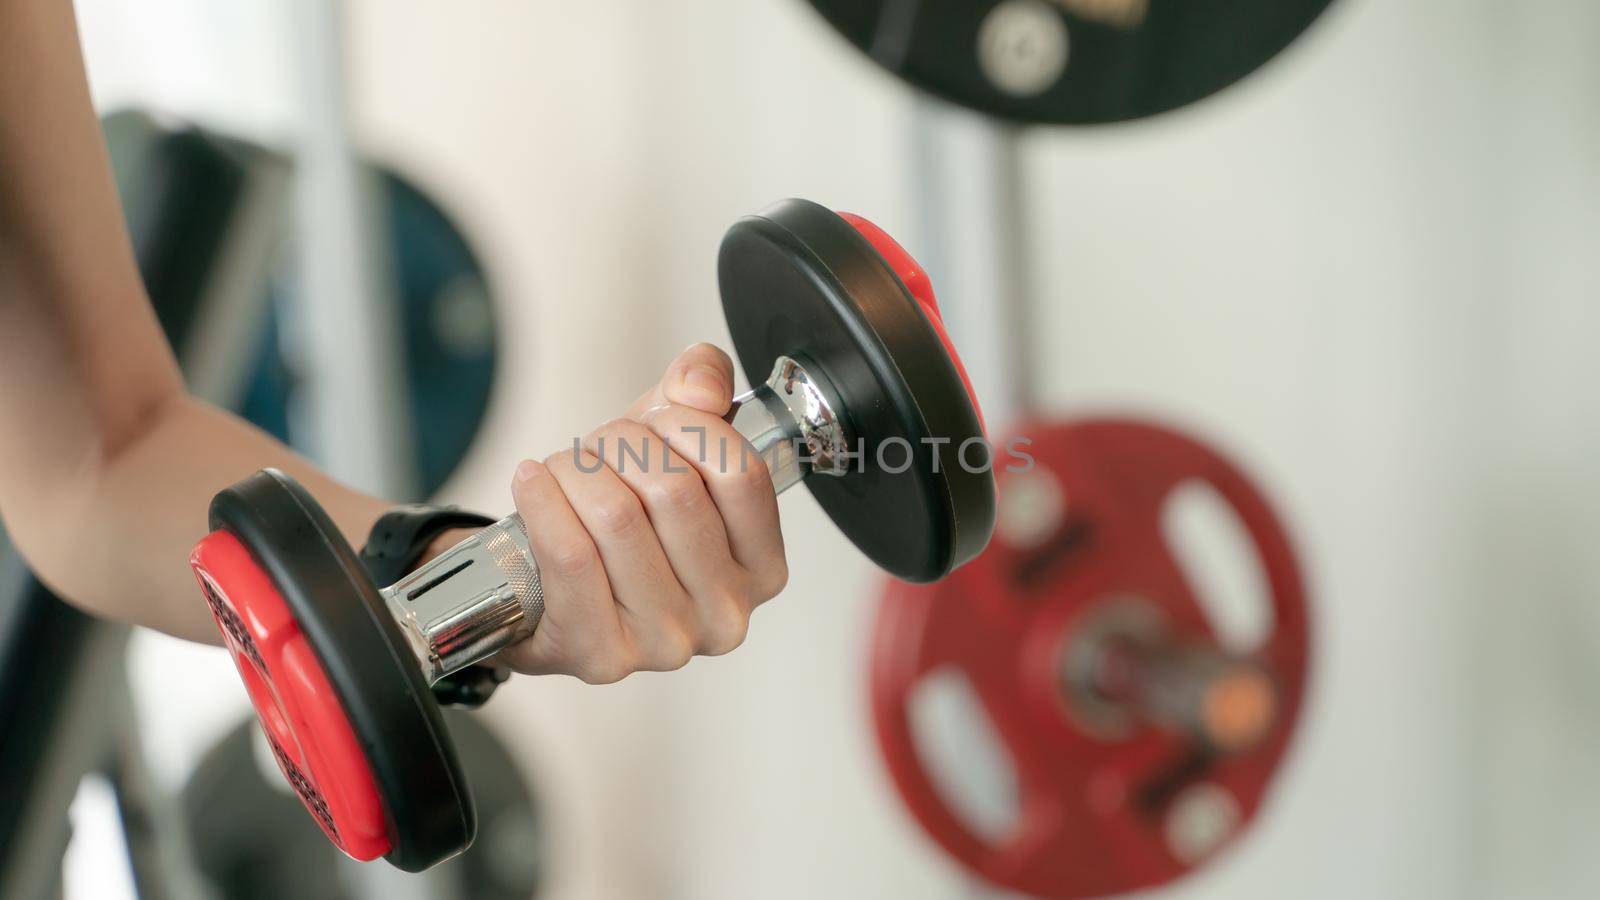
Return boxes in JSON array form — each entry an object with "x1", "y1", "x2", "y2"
[{"x1": 629, "y1": 342, "x2": 735, "y2": 418}]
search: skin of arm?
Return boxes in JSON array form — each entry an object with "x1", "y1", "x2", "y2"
[
  {"x1": 0, "y1": 0, "x2": 786, "y2": 675},
  {"x1": 0, "y1": 0, "x2": 395, "y2": 643}
]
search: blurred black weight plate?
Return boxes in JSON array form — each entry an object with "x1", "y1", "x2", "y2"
[
  {"x1": 103, "y1": 109, "x2": 498, "y2": 499},
  {"x1": 184, "y1": 712, "x2": 543, "y2": 900},
  {"x1": 806, "y1": 0, "x2": 1334, "y2": 124},
  {"x1": 242, "y1": 168, "x2": 498, "y2": 497}
]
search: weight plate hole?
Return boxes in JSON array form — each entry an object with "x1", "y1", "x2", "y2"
[
  {"x1": 908, "y1": 669, "x2": 1019, "y2": 843},
  {"x1": 996, "y1": 467, "x2": 1066, "y2": 550},
  {"x1": 977, "y1": 0, "x2": 1071, "y2": 97},
  {"x1": 1164, "y1": 782, "x2": 1241, "y2": 864},
  {"x1": 1160, "y1": 480, "x2": 1272, "y2": 653}
]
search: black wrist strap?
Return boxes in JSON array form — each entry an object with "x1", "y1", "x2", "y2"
[
  {"x1": 360, "y1": 504, "x2": 496, "y2": 585},
  {"x1": 360, "y1": 505, "x2": 511, "y2": 708}
]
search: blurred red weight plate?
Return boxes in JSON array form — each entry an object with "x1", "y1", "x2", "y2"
[{"x1": 871, "y1": 418, "x2": 1310, "y2": 898}]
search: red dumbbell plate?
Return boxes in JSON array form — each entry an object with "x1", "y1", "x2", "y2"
[
  {"x1": 191, "y1": 530, "x2": 389, "y2": 859},
  {"x1": 871, "y1": 418, "x2": 1310, "y2": 898},
  {"x1": 191, "y1": 467, "x2": 473, "y2": 873},
  {"x1": 835, "y1": 211, "x2": 986, "y2": 438}
]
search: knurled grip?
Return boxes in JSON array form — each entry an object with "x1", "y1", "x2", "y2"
[{"x1": 480, "y1": 514, "x2": 544, "y2": 627}]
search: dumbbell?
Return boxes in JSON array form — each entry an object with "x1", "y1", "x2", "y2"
[{"x1": 189, "y1": 199, "x2": 996, "y2": 871}]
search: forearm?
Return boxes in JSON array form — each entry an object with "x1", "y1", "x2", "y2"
[{"x1": 4, "y1": 395, "x2": 393, "y2": 643}]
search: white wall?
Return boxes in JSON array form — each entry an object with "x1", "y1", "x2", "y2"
[{"x1": 73, "y1": 0, "x2": 1600, "y2": 898}]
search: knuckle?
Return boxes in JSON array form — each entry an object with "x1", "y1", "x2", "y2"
[
  {"x1": 543, "y1": 448, "x2": 576, "y2": 472},
  {"x1": 644, "y1": 630, "x2": 694, "y2": 671},
  {"x1": 758, "y1": 557, "x2": 790, "y2": 599},
  {"x1": 591, "y1": 417, "x2": 632, "y2": 441},
  {"x1": 585, "y1": 418, "x2": 630, "y2": 458},
  {"x1": 735, "y1": 453, "x2": 776, "y2": 492},
  {"x1": 577, "y1": 660, "x2": 630, "y2": 685},
  {"x1": 576, "y1": 640, "x2": 633, "y2": 684},
  {"x1": 698, "y1": 597, "x2": 750, "y2": 656},
  {"x1": 715, "y1": 446, "x2": 772, "y2": 493},
  {"x1": 636, "y1": 405, "x2": 678, "y2": 437},
  {"x1": 643, "y1": 475, "x2": 704, "y2": 514},
  {"x1": 589, "y1": 493, "x2": 645, "y2": 536},
  {"x1": 640, "y1": 406, "x2": 683, "y2": 434},
  {"x1": 545, "y1": 538, "x2": 599, "y2": 578},
  {"x1": 665, "y1": 422, "x2": 714, "y2": 466}
]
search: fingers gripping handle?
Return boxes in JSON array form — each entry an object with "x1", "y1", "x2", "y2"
[{"x1": 385, "y1": 356, "x2": 846, "y2": 683}]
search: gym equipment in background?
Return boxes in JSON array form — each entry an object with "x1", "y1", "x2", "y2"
[
  {"x1": 805, "y1": 0, "x2": 1335, "y2": 124},
  {"x1": 872, "y1": 419, "x2": 1307, "y2": 897},
  {"x1": 104, "y1": 109, "x2": 498, "y2": 500},
  {"x1": 0, "y1": 531, "x2": 135, "y2": 900},
  {"x1": 188, "y1": 199, "x2": 997, "y2": 871},
  {"x1": 184, "y1": 711, "x2": 541, "y2": 900}
]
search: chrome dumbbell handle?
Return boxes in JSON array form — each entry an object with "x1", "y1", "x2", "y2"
[{"x1": 382, "y1": 355, "x2": 847, "y2": 683}]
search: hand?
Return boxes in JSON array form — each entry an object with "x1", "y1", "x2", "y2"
[{"x1": 496, "y1": 344, "x2": 788, "y2": 682}]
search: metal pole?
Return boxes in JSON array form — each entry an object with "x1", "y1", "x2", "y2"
[
  {"x1": 289, "y1": 0, "x2": 413, "y2": 498},
  {"x1": 105, "y1": 676, "x2": 209, "y2": 900},
  {"x1": 908, "y1": 98, "x2": 1036, "y2": 431}
]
